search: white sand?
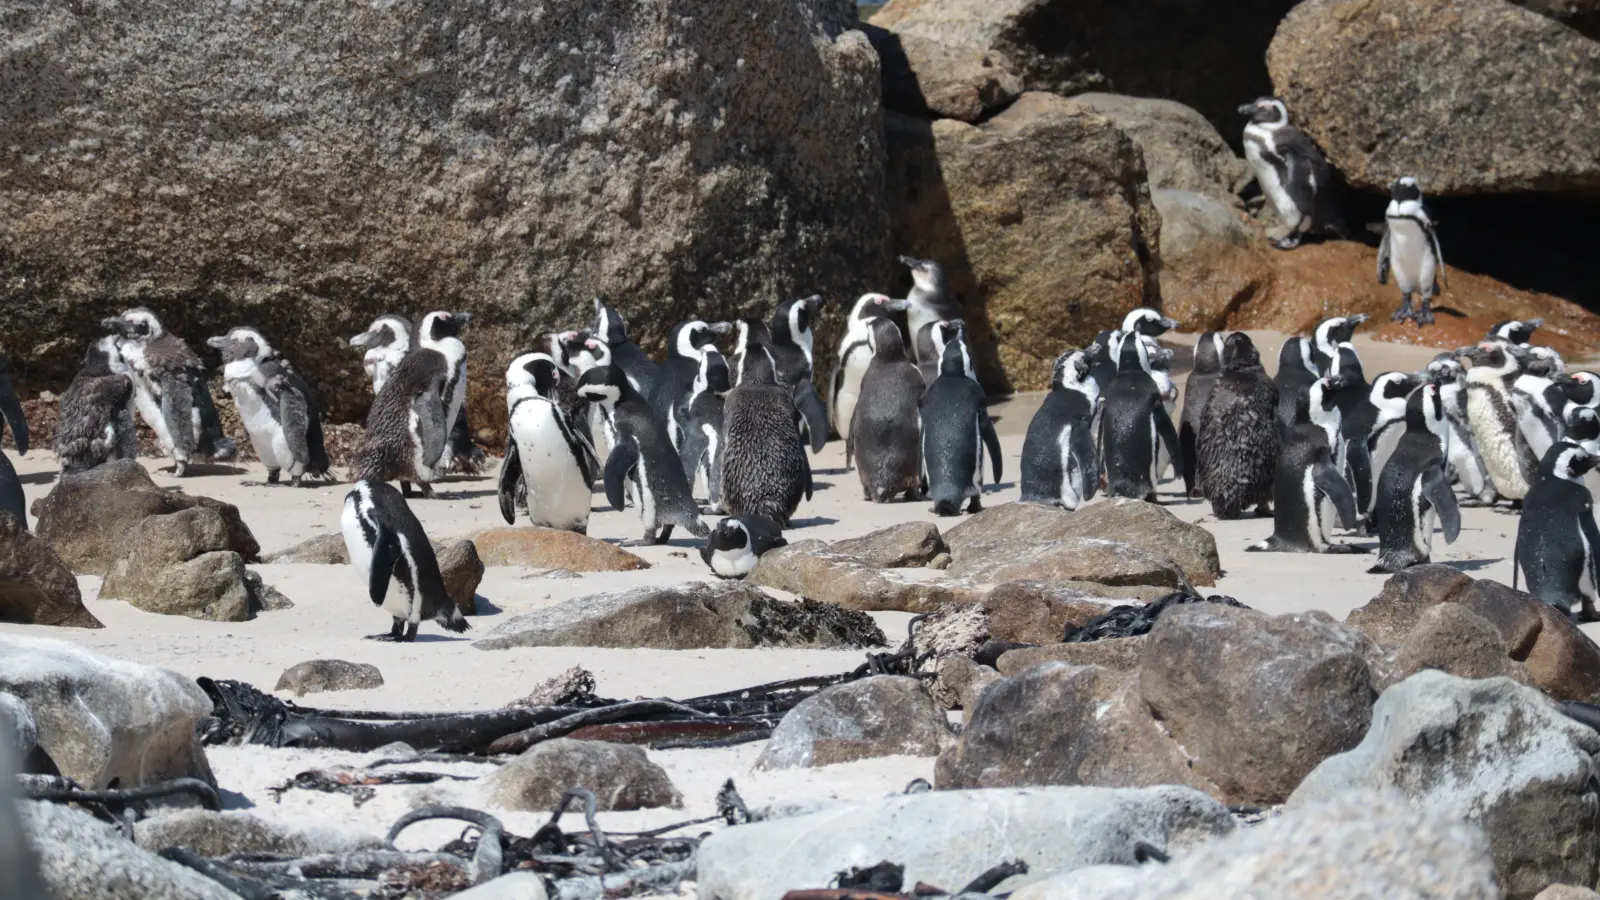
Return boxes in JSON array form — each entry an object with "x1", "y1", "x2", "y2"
[{"x1": 0, "y1": 330, "x2": 1577, "y2": 848}]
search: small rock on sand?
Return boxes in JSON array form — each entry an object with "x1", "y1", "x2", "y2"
[
  {"x1": 274, "y1": 659, "x2": 385, "y2": 696},
  {"x1": 484, "y1": 738, "x2": 681, "y2": 812},
  {"x1": 756, "y1": 676, "x2": 952, "y2": 770}
]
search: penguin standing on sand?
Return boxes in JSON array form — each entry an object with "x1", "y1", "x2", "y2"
[
  {"x1": 851, "y1": 318, "x2": 925, "y2": 503},
  {"x1": 55, "y1": 337, "x2": 137, "y2": 475},
  {"x1": 1274, "y1": 337, "x2": 1321, "y2": 435},
  {"x1": 577, "y1": 366, "x2": 708, "y2": 545},
  {"x1": 1196, "y1": 332, "x2": 1277, "y2": 518},
  {"x1": 830, "y1": 293, "x2": 908, "y2": 447},
  {"x1": 1239, "y1": 97, "x2": 1336, "y2": 250},
  {"x1": 1462, "y1": 342, "x2": 1539, "y2": 504},
  {"x1": 559, "y1": 330, "x2": 618, "y2": 462},
  {"x1": 1363, "y1": 372, "x2": 1420, "y2": 507},
  {"x1": 900, "y1": 257, "x2": 960, "y2": 374},
  {"x1": 917, "y1": 320, "x2": 967, "y2": 385},
  {"x1": 1249, "y1": 376, "x2": 1361, "y2": 554},
  {"x1": 651, "y1": 320, "x2": 732, "y2": 448},
  {"x1": 1143, "y1": 336, "x2": 1180, "y2": 480},
  {"x1": 414, "y1": 311, "x2": 483, "y2": 475},
  {"x1": 1090, "y1": 308, "x2": 1178, "y2": 391},
  {"x1": 351, "y1": 330, "x2": 451, "y2": 498},
  {"x1": 1516, "y1": 442, "x2": 1600, "y2": 621},
  {"x1": 920, "y1": 336, "x2": 1002, "y2": 516},
  {"x1": 498, "y1": 353, "x2": 595, "y2": 533},
  {"x1": 207, "y1": 327, "x2": 331, "y2": 486},
  {"x1": 1102, "y1": 334, "x2": 1183, "y2": 503},
  {"x1": 350, "y1": 315, "x2": 413, "y2": 395},
  {"x1": 594, "y1": 299, "x2": 659, "y2": 399},
  {"x1": 1021, "y1": 346, "x2": 1102, "y2": 511},
  {"x1": 1328, "y1": 344, "x2": 1376, "y2": 518},
  {"x1": 341, "y1": 479, "x2": 469, "y2": 642},
  {"x1": 1377, "y1": 177, "x2": 1446, "y2": 326},
  {"x1": 766, "y1": 296, "x2": 829, "y2": 453},
  {"x1": 718, "y1": 346, "x2": 813, "y2": 527},
  {"x1": 1181, "y1": 332, "x2": 1225, "y2": 497},
  {"x1": 1368, "y1": 383, "x2": 1461, "y2": 574},
  {"x1": 700, "y1": 515, "x2": 787, "y2": 579},
  {"x1": 679, "y1": 348, "x2": 731, "y2": 508},
  {"x1": 103, "y1": 308, "x2": 234, "y2": 476},
  {"x1": 1426, "y1": 354, "x2": 1496, "y2": 504}
]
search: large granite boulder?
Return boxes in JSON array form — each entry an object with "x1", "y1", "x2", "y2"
[
  {"x1": 1267, "y1": 0, "x2": 1600, "y2": 194},
  {"x1": 99, "y1": 507, "x2": 258, "y2": 622},
  {"x1": 1151, "y1": 189, "x2": 1254, "y2": 266},
  {"x1": 945, "y1": 501, "x2": 1220, "y2": 586},
  {"x1": 475, "y1": 580, "x2": 886, "y2": 650},
  {"x1": 0, "y1": 512, "x2": 101, "y2": 628},
  {"x1": 866, "y1": 25, "x2": 1024, "y2": 123},
  {"x1": 0, "y1": 636, "x2": 214, "y2": 793},
  {"x1": 262, "y1": 533, "x2": 348, "y2": 564},
  {"x1": 884, "y1": 94, "x2": 1160, "y2": 391},
  {"x1": 756, "y1": 676, "x2": 952, "y2": 770},
  {"x1": 469, "y1": 527, "x2": 649, "y2": 571},
  {"x1": 484, "y1": 739, "x2": 680, "y2": 812},
  {"x1": 947, "y1": 537, "x2": 1184, "y2": 589},
  {"x1": 1, "y1": 0, "x2": 887, "y2": 432},
  {"x1": 981, "y1": 582, "x2": 1131, "y2": 644},
  {"x1": 748, "y1": 541, "x2": 988, "y2": 613},
  {"x1": 996, "y1": 636, "x2": 1147, "y2": 676},
  {"x1": 696, "y1": 786, "x2": 1235, "y2": 900},
  {"x1": 22, "y1": 800, "x2": 241, "y2": 900},
  {"x1": 31, "y1": 460, "x2": 258, "y2": 574},
  {"x1": 1291, "y1": 671, "x2": 1600, "y2": 900},
  {"x1": 1057, "y1": 95, "x2": 1249, "y2": 203}
]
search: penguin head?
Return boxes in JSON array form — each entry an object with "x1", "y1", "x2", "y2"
[
  {"x1": 1487, "y1": 318, "x2": 1542, "y2": 346},
  {"x1": 420, "y1": 311, "x2": 470, "y2": 344},
  {"x1": 772, "y1": 296, "x2": 822, "y2": 345},
  {"x1": 1389, "y1": 177, "x2": 1423, "y2": 203},
  {"x1": 1139, "y1": 335, "x2": 1173, "y2": 372},
  {"x1": 1370, "y1": 371, "x2": 1418, "y2": 409},
  {"x1": 1221, "y1": 332, "x2": 1261, "y2": 371},
  {"x1": 1566, "y1": 406, "x2": 1600, "y2": 443},
  {"x1": 671, "y1": 320, "x2": 731, "y2": 361},
  {"x1": 867, "y1": 318, "x2": 908, "y2": 362},
  {"x1": 931, "y1": 320, "x2": 968, "y2": 371},
  {"x1": 1544, "y1": 442, "x2": 1599, "y2": 482},
  {"x1": 937, "y1": 328, "x2": 975, "y2": 380},
  {"x1": 84, "y1": 335, "x2": 128, "y2": 377},
  {"x1": 1458, "y1": 342, "x2": 1516, "y2": 375},
  {"x1": 1410, "y1": 382, "x2": 1448, "y2": 438},
  {"x1": 707, "y1": 517, "x2": 751, "y2": 553},
  {"x1": 594, "y1": 299, "x2": 629, "y2": 345},
  {"x1": 1523, "y1": 345, "x2": 1565, "y2": 377},
  {"x1": 1306, "y1": 376, "x2": 1343, "y2": 422},
  {"x1": 574, "y1": 365, "x2": 629, "y2": 407},
  {"x1": 1558, "y1": 371, "x2": 1598, "y2": 406},
  {"x1": 507, "y1": 352, "x2": 565, "y2": 399},
  {"x1": 1314, "y1": 314, "x2": 1368, "y2": 354},
  {"x1": 734, "y1": 318, "x2": 772, "y2": 358},
  {"x1": 696, "y1": 348, "x2": 732, "y2": 396},
  {"x1": 103, "y1": 307, "x2": 163, "y2": 340},
  {"x1": 1120, "y1": 308, "x2": 1178, "y2": 337},
  {"x1": 1331, "y1": 342, "x2": 1366, "y2": 383},
  {"x1": 899, "y1": 256, "x2": 946, "y2": 295},
  {"x1": 206, "y1": 327, "x2": 273, "y2": 364},
  {"x1": 350, "y1": 315, "x2": 412, "y2": 350},
  {"x1": 851, "y1": 293, "x2": 908, "y2": 320},
  {"x1": 1239, "y1": 97, "x2": 1289, "y2": 127},
  {"x1": 1277, "y1": 337, "x2": 1316, "y2": 377},
  {"x1": 1051, "y1": 347, "x2": 1095, "y2": 391},
  {"x1": 566, "y1": 332, "x2": 611, "y2": 372},
  {"x1": 1193, "y1": 331, "x2": 1224, "y2": 373},
  {"x1": 1425, "y1": 354, "x2": 1464, "y2": 386},
  {"x1": 1113, "y1": 330, "x2": 1149, "y2": 374}
]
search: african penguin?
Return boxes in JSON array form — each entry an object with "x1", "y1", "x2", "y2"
[
  {"x1": 1487, "y1": 318, "x2": 1542, "y2": 347},
  {"x1": 1090, "y1": 308, "x2": 1177, "y2": 391},
  {"x1": 0, "y1": 356, "x2": 26, "y2": 459},
  {"x1": 498, "y1": 353, "x2": 595, "y2": 533},
  {"x1": 900, "y1": 256, "x2": 960, "y2": 372},
  {"x1": 1515, "y1": 441, "x2": 1600, "y2": 621},
  {"x1": 1363, "y1": 372, "x2": 1421, "y2": 518},
  {"x1": 1180, "y1": 332, "x2": 1226, "y2": 497},
  {"x1": 1377, "y1": 177, "x2": 1445, "y2": 326},
  {"x1": 1021, "y1": 346, "x2": 1102, "y2": 511},
  {"x1": 1249, "y1": 376, "x2": 1362, "y2": 554},
  {"x1": 920, "y1": 335, "x2": 1001, "y2": 516},
  {"x1": 594, "y1": 299, "x2": 659, "y2": 400},
  {"x1": 102, "y1": 308, "x2": 234, "y2": 476},
  {"x1": 1274, "y1": 336, "x2": 1321, "y2": 436},
  {"x1": 416, "y1": 311, "x2": 483, "y2": 475},
  {"x1": 718, "y1": 345, "x2": 813, "y2": 527},
  {"x1": 680, "y1": 348, "x2": 732, "y2": 510},
  {"x1": 699, "y1": 515, "x2": 787, "y2": 579},
  {"x1": 830, "y1": 293, "x2": 908, "y2": 448},
  {"x1": 1102, "y1": 330, "x2": 1183, "y2": 503},
  {"x1": 1508, "y1": 347, "x2": 1566, "y2": 465},
  {"x1": 1557, "y1": 371, "x2": 1600, "y2": 411},
  {"x1": 1311, "y1": 314, "x2": 1368, "y2": 376},
  {"x1": 207, "y1": 327, "x2": 330, "y2": 486},
  {"x1": 1564, "y1": 406, "x2": 1600, "y2": 503},
  {"x1": 651, "y1": 320, "x2": 732, "y2": 450},
  {"x1": 1328, "y1": 343, "x2": 1376, "y2": 520},
  {"x1": 341, "y1": 479, "x2": 469, "y2": 642},
  {"x1": 349, "y1": 315, "x2": 413, "y2": 395},
  {"x1": 766, "y1": 295, "x2": 829, "y2": 454},
  {"x1": 1426, "y1": 354, "x2": 1496, "y2": 504},
  {"x1": 351, "y1": 331, "x2": 452, "y2": 498},
  {"x1": 1367, "y1": 382, "x2": 1460, "y2": 573},
  {"x1": 576, "y1": 365, "x2": 708, "y2": 545},
  {"x1": 1195, "y1": 332, "x2": 1277, "y2": 518},
  {"x1": 917, "y1": 319, "x2": 968, "y2": 385},
  {"x1": 851, "y1": 317, "x2": 925, "y2": 503},
  {"x1": 1143, "y1": 336, "x2": 1180, "y2": 479},
  {"x1": 54, "y1": 336, "x2": 137, "y2": 475},
  {"x1": 1239, "y1": 96, "x2": 1336, "y2": 250},
  {"x1": 1462, "y1": 342, "x2": 1539, "y2": 503},
  {"x1": 559, "y1": 330, "x2": 618, "y2": 463}
]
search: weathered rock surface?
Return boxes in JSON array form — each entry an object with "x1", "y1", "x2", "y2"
[
  {"x1": 274, "y1": 660, "x2": 385, "y2": 697},
  {"x1": 1058, "y1": 95, "x2": 1248, "y2": 202},
  {"x1": 0, "y1": 0, "x2": 887, "y2": 433},
  {"x1": 946, "y1": 501, "x2": 1220, "y2": 586},
  {"x1": 1291, "y1": 671, "x2": 1600, "y2": 899},
  {"x1": 484, "y1": 739, "x2": 680, "y2": 812},
  {"x1": 31, "y1": 460, "x2": 259, "y2": 574},
  {"x1": 1396, "y1": 603, "x2": 1534, "y2": 684},
  {"x1": 450, "y1": 873, "x2": 550, "y2": 900},
  {"x1": 262, "y1": 533, "x2": 348, "y2": 564},
  {"x1": 436, "y1": 539, "x2": 484, "y2": 616},
  {"x1": 23, "y1": 800, "x2": 242, "y2": 900},
  {"x1": 1140, "y1": 605, "x2": 1386, "y2": 804},
  {"x1": 475, "y1": 581, "x2": 886, "y2": 651},
  {"x1": 1536, "y1": 887, "x2": 1600, "y2": 900},
  {"x1": 0, "y1": 636, "x2": 214, "y2": 792},
  {"x1": 934, "y1": 655, "x2": 1002, "y2": 711},
  {"x1": 1010, "y1": 790, "x2": 1499, "y2": 900},
  {"x1": 1346, "y1": 565, "x2": 1475, "y2": 645},
  {"x1": 884, "y1": 95, "x2": 1159, "y2": 391},
  {"x1": 0, "y1": 692, "x2": 38, "y2": 767},
  {"x1": 982, "y1": 582, "x2": 1130, "y2": 644},
  {"x1": 748, "y1": 542, "x2": 988, "y2": 614},
  {"x1": 997, "y1": 636, "x2": 1147, "y2": 676},
  {"x1": 756, "y1": 676, "x2": 951, "y2": 770},
  {"x1": 696, "y1": 786, "x2": 1234, "y2": 900},
  {"x1": 867, "y1": 26, "x2": 1023, "y2": 123},
  {"x1": 831, "y1": 522, "x2": 947, "y2": 568},
  {"x1": 100, "y1": 508, "x2": 257, "y2": 622},
  {"x1": 950, "y1": 536, "x2": 1184, "y2": 589},
  {"x1": 0, "y1": 512, "x2": 101, "y2": 628},
  {"x1": 1152, "y1": 189, "x2": 1253, "y2": 265},
  {"x1": 470, "y1": 527, "x2": 648, "y2": 571},
  {"x1": 135, "y1": 809, "x2": 384, "y2": 857},
  {"x1": 1268, "y1": 0, "x2": 1600, "y2": 194}
]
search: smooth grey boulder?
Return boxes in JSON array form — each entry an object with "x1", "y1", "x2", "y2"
[
  {"x1": 274, "y1": 659, "x2": 385, "y2": 696},
  {"x1": 695, "y1": 786, "x2": 1234, "y2": 900},
  {"x1": 830, "y1": 522, "x2": 947, "y2": 568},
  {"x1": 1058, "y1": 95, "x2": 1250, "y2": 203},
  {"x1": 135, "y1": 809, "x2": 384, "y2": 857},
  {"x1": 756, "y1": 676, "x2": 952, "y2": 770},
  {"x1": 484, "y1": 739, "x2": 681, "y2": 812},
  {"x1": 22, "y1": 800, "x2": 241, "y2": 900},
  {"x1": 0, "y1": 692, "x2": 37, "y2": 763},
  {"x1": 1290, "y1": 671, "x2": 1600, "y2": 900},
  {"x1": 1152, "y1": 189, "x2": 1252, "y2": 265}
]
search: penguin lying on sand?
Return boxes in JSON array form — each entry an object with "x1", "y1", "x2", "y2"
[
  {"x1": 577, "y1": 365, "x2": 708, "y2": 545},
  {"x1": 342, "y1": 479, "x2": 469, "y2": 642},
  {"x1": 1377, "y1": 177, "x2": 1446, "y2": 326},
  {"x1": 208, "y1": 327, "x2": 331, "y2": 486},
  {"x1": 1239, "y1": 97, "x2": 1336, "y2": 250},
  {"x1": 700, "y1": 515, "x2": 787, "y2": 579},
  {"x1": 1515, "y1": 442, "x2": 1600, "y2": 622},
  {"x1": 1021, "y1": 345, "x2": 1101, "y2": 511},
  {"x1": 499, "y1": 353, "x2": 595, "y2": 533},
  {"x1": 103, "y1": 308, "x2": 235, "y2": 476},
  {"x1": 55, "y1": 337, "x2": 136, "y2": 475},
  {"x1": 1249, "y1": 376, "x2": 1361, "y2": 554},
  {"x1": 920, "y1": 334, "x2": 1001, "y2": 516}
]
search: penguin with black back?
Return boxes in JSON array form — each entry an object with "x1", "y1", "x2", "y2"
[
  {"x1": 830, "y1": 293, "x2": 909, "y2": 447},
  {"x1": 1196, "y1": 332, "x2": 1277, "y2": 518},
  {"x1": 1362, "y1": 371, "x2": 1421, "y2": 521},
  {"x1": 700, "y1": 515, "x2": 787, "y2": 579},
  {"x1": 1089, "y1": 308, "x2": 1178, "y2": 391},
  {"x1": 917, "y1": 319, "x2": 967, "y2": 385},
  {"x1": 350, "y1": 315, "x2": 413, "y2": 395},
  {"x1": 577, "y1": 365, "x2": 708, "y2": 545},
  {"x1": 1311, "y1": 314, "x2": 1368, "y2": 376},
  {"x1": 54, "y1": 337, "x2": 137, "y2": 475},
  {"x1": 1239, "y1": 97, "x2": 1337, "y2": 250},
  {"x1": 342, "y1": 479, "x2": 469, "y2": 641},
  {"x1": 1102, "y1": 332, "x2": 1183, "y2": 502},
  {"x1": 1516, "y1": 441, "x2": 1600, "y2": 621},
  {"x1": 351, "y1": 325, "x2": 452, "y2": 498},
  {"x1": 413, "y1": 311, "x2": 484, "y2": 475},
  {"x1": 1426, "y1": 353, "x2": 1496, "y2": 504},
  {"x1": 1367, "y1": 383, "x2": 1460, "y2": 574},
  {"x1": 1274, "y1": 337, "x2": 1321, "y2": 435},
  {"x1": 851, "y1": 317, "x2": 925, "y2": 503},
  {"x1": 1328, "y1": 343, "x2": 1376, "y2": 520},
  {"x1": 103, "y1": 308, "x2": 235, "y2": 476},
  {"x1": 766, "y1": 295, "x2": 829, "y2": 453},
  {"x1": 1249, "y1": 376, "x2": 1362, "y2": 553},
  {"x1": 718, "y1": 345, "x2": 813, "y2": 527},
  {"x1": 679, "y1": 348, "x2": 731, "y2": 509},
  {"x1": 1179, "y1": 332, "x2": 1225, "y2": 497},
  {"x1": 920, "y1": 334, "x2": 1001, "y2": 516},
  {"x1": 651, "y1": 319, "x2": 732, "y2": 449},
  {"x1": 594, "y1": 299, "x2": 659, "y2": 400},
  {"x1": 900, "y1": 257, "x2": 960, "y2": 374},
  {"x1": 1021, "y1": 345, "x2": 1102, "y2": 510}
]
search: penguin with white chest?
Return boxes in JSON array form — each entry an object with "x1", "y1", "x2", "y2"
[
  {"x1": 498, "y1": 353, "x2": 595, "y2": 533},
  {"x1": 1515, "y1": 442, "x2": 1600, "y2": 621},
  {"x1": 1367, "y1": 383, "x2": 1461, "y2": 574},
  {"x1": 1377, "y1": 177, "x2": 1446, "y2": 326},
  {"x1": 341, "y1": 479, "x2": 469, "y2": 642},
  {"x1": 103, "y1": 308, "x2": 235, "y2": 476},
  {"x1": 1103, "y1": 333, "x2": 1183, "y2": 503},
  {"x1": 577, "y1": 365, "x2": 708, "y2": 545},
  {"x1": 594, "y1": 299, "x2": 659, "y2": 400},
  {"x1": 1363, "y1": 371, "x2": 1422, "y2": 520},
  {"x1": 900, "y1": 257, "x2": 961, "y2": 375},
  {"x1": 1249, "y1": 376, "x2": 1362, "y2": 554},
  {"x1": 851, "y1": 318, "x2": 925, "y2": 503},
  {"x1": 1090, "y1": 308, "x2": 1177, "y2": 392},
  {"x1": 1426, "y1": 353, "x2": 1496, "y2": 504},
  {"x1": 830, "y1": 293, "x2": 909, "y2": 448},
  {"x1": 207, "y1": 327, "x2": 331, "y2": 486},
  {"x1": 679, "y1": 348, "x2": 731, "y2": 509},
  {"x1": 349, "y1": 315, "x2": 413, "y2": 395},
  {"x1": 651, "y1": 320, "x2": 732, "y2": 450},
  {"x1": 1239, "y1": 97, "x2": 1336, "y2": 250},
  {"x1": 415, "y1": 311, "x2": 483, "y2": 474},
  {"x1": 920, "y1": 335, "x2": 1002, "y2": 516},
  {"x1": 700, "y1": 515, "x2": 787, "y2": 579},
  {"x1": 1021, "y1": 346, "x2": 1101, "y2": 510},
  {"x1": 1461, "y1": 342, "x2": 1540, "y2": 504},
  {"x1": 718, "y1": 346, "x2": 813, "y2": 527},
  {"x1": 1196, "y1": 333, "x2": 1277, "y2": 518},
  {"x1": 1310, "y1": 314, "x2": 1368, "y2": 376},
  {"x1": 54, "y1": 337, "x2": 136, "y2": 475}
]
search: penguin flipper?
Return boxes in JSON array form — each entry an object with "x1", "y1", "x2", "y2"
[
  {"x1": 1579, "y1": 503, "x2": 1600, "y2": 600},
  {"x1": 1376, "y1": 228, "x2": 1391, "y2": 286},
  {"x1": 802, "y1": 444, "x2": 814, "y2": 502},
  {"x1": 793, "y1": 380, "x2": 829, "y2": 454},
  {"x1": 287, "y1": 371, "x2": 330, "y2": 473},
  {"x1": 368, "y1": 524, "x2": 402, "y2": 607},
  {"x1": 1422, "y1": 461, "x2": 1461, "y2": 543},
  {"x1": 413, "y1": 380, "x2": 450, "y2": 471},
  {"x1": 678, "y1": 420, "x2": 708, "y2": 487},
  {"x1": 1427, "y1": 222, "x2": 1446, "y2": 290},
  {"x1": 1315, "y1": 462, "x2": 1360, "y2": 530},
  {"x1": 0, "y1": 368, "x2": 28, "y2": 456},
  {"x1": 1154, "y1": 404, "x2": 1183, "y2": 482},
  {"x1": 158, "y1": 373, "x2": 199, "y2": 454},
  {"x1": 278, "y1": 379, "x2": 312, "y2": 468},
  {"x1": 497, "y1": 439, "x2": 523, "y2": 525},
  {"x1": 189, "y1": 371, "x2": 230, "y2": 457},
  {"x1": 603, "y1": 439, "x2": 639, "y2": 512},
  {"x1": 980, "y1": 411, "x2": 1003, "y2": 483}
]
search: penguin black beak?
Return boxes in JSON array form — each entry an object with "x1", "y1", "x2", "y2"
[
  {"x1": 349, "y1": 332, "x2": 375, "y2": 348},
  {"x1": 897, "y1": 255, "x2": 925, "y2": 269},
  {"x1": 205, "y1": 336, "x2": 229, "y2": 350},
  {"x1": 708, "y1": 321, "x2": 734, "y2": 335},
  {"x1": 1237, "y1": 103, "x2": 1257, "y2": 117},
  {"x1": 1160, "y1": 316, "x2": 1179, "y2": 330},
  {"x1": 803, "y1": 295, "x2": 822, "y2": 308},
  {"x1": 1348, "y1": 313, "x2": 1370, "y2": 326}
]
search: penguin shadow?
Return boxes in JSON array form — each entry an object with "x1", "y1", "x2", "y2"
[
  {"x1": 402, "y1": 632, "x2": 472, "y2": 644},
  {"x1": 468, "y1": 595, "x2": 502, "y2": 615},
  {"x1": 433, "y1": 488, "x2": 498, "y2": 501},
  {"x1": 1439, "y1": 558, "x2": 1502, "y2": 573},
  {"x1": 810, "y1": 480, "x2": 834, "y2": 492},
  {"x1": 173, "y1": 463, "x2": 247, "y2": 477},
  {"x1": 17, "y1": 470, "x2": 55, "y2": 486},
  {"x1": 788, "y1": 516, "x2": 839, "y2": 529},
  {"x1": 813, "y1": 467, "x2": 852, "y2": 477},
  {"x1": 219, "y1": 787, "x2": 255, "y2": 811},
  {"x1": 984, "y1": 481, "x2": 1016, "y2": 492}
]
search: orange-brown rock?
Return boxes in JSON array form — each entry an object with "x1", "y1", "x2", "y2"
[{"x1": 468, "y1": 527, "x2": 649, "y2": 572}]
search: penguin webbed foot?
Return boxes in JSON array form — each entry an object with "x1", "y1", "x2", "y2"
[
  {"x1": 1270, "y1": 234, "x2": 1303, "y2": 251},
  {"x1": 967, "y1": 495, "x2": 983, "y2": 514},
  {"x1": 1391, "y1": 296, "x2": 1415, "y2": 323},
  {"x1": 171, "y1": 461, "x2": 189, "y2": 478},
  {"x1": 266, "y1": 469, "x2": 281, "y2": 485},
  {"x1": 1414, "y1": 298, "x2": 1436, "y2": 326}
]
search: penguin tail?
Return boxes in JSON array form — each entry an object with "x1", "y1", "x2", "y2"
[
  {"x1": 1246, "y1": 537, "x2": 1281, "y2": 553},
  {"x1": 436, "y1": 604, "x2": 470, "y2": 634}
]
